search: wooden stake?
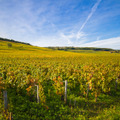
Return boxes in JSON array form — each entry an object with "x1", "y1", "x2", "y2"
[
  {"x1": 10, "y1": 112, "x2": 12, "y2": 120},
  {"x1": 115, "y1": 78, "x2": 118, "y2": 90},
  {"x1": 64, "y1": 80, "x2": 67, "y2": 103}
]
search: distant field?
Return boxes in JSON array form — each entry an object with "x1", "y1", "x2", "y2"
[{"x1": 0, "y1": 40, "x2": 120, "y2": 120}]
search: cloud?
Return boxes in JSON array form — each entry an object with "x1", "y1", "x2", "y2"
[
  {"x1": 75, "y1": 0, "x2": 102, "y2": 43},
  {"x1": 59, "y1": 31, "x2": 87, "y2": 46},
  {"x1": 80, "y1": 37, "x2": 120, "y2": 49},
  {"x1": 0, "y1": 0, "x2": 101, "y2": 46},
  {"x1": 76, "y1": 31, "x2": 86, "y2": 40},
  {"x1": 32, "y1": 35, "x2": 70, "y2": 47},
  {"x1": 60, "y1": 33, "x2": 73, "y2": 45},
  {"x1": 0, "y1": 0, "x2": 55, "y2": 42},
  {"x1": 78, "y1": 0, "x2": 102, "y2": 32},
  {"x1": 55, "y1": 0, "x2": 102, "y2": 46}
]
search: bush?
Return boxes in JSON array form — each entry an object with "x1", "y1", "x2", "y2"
[{"x1": 7, "y1": 43, "x2": 12, "y2": 47}]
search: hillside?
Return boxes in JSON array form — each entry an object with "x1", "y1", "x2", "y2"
[{"x1": 0, "y1": 38, "x2": 84, "y2": 58}]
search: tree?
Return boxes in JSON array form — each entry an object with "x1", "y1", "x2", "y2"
[{"x1": 7, "y1": 43, "x2": 12, "y2": 47}]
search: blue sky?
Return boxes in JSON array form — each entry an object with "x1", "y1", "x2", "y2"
[{"x1": 0, "y1": 0, "x2": 120, "y2": 49}]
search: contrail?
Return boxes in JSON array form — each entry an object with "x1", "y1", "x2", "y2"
[{"x1": 77, "y1": 0, "x2": 101, "y2": 40}]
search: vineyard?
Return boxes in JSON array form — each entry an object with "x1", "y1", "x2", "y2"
[{"x1": 0, "y1": 40, "x2": 120, "y2": 120}]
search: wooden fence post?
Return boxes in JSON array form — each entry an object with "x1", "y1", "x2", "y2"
[
  {"x1": 3, "y1": 90, "x2": 8, "y2": 112},
  {"x1": 64, "y1": 80, "x2": 67, "y2": 103}
]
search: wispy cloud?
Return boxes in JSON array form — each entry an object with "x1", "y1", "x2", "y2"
[
  {"x1": 0, "y1": 0, "x2": 52, "y2": 41},
  {"x1": 80, "y1": 37, "x2": 120, "y2": 49},
  {"x1": 59, "y1": 31, "x2": 87, "y2": 46},
  {"x1": 78, "y1": 0, "x2": 102, "y2": 32},
  {"x1": 75, "y1": 0, "x2": 102, "y2": 44}
]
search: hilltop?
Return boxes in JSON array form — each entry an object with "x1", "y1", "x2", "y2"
[{"x1": 0, "y1": 37, "x2": 31, "y2": 45}]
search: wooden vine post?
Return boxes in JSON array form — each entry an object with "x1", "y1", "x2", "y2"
[
  {"x1": 64, "y1": 80, "x2": 67, "y2": 104},
  {"x1": 115, "y1": 78, "x2": 118, "y2": 90},
  {"x1": 9, "y1": 112, "x2": 12, "y2": 120},
  {"x1": 35, "y1": 85, "x2": 40, "y2": 103}
]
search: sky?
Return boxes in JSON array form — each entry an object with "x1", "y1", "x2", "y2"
[{"x1": 0, "y1": 0, "x2": 120, "y2": 49}]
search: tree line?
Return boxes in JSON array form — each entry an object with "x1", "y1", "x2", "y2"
[
  {"x1": 47, "y1": 46, "x2": 120, "y2": 52},
  {"x1": 0, "y1": 37, "x2": 31, "y2": 45}
]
